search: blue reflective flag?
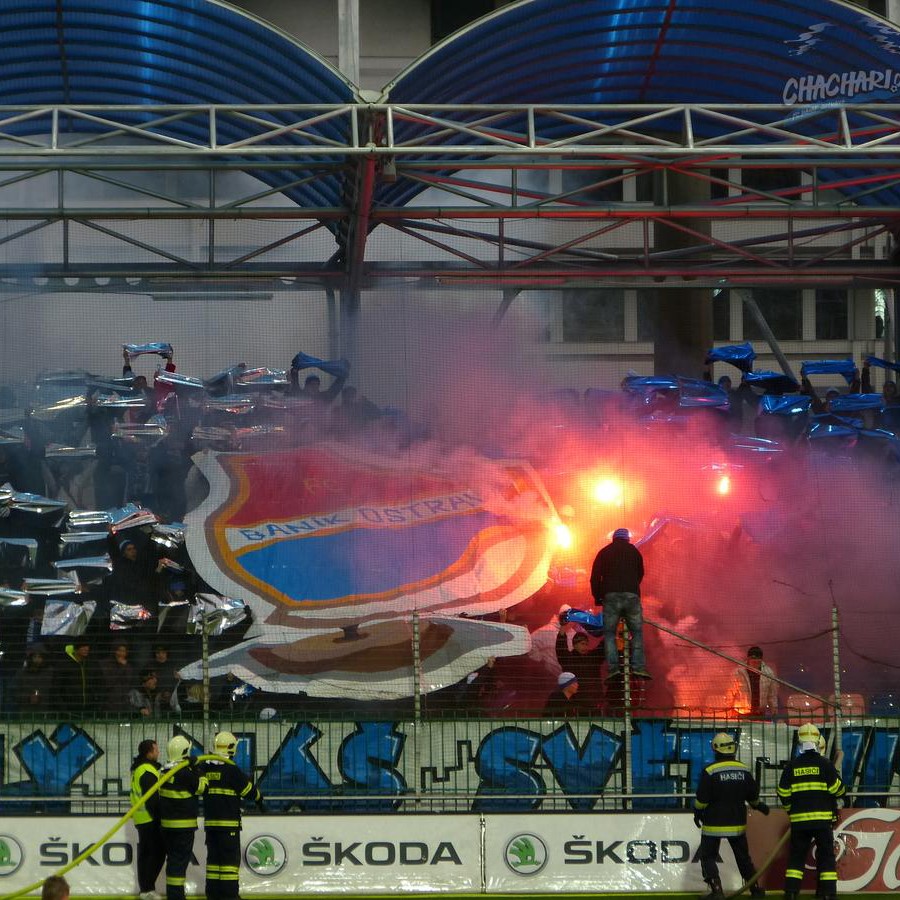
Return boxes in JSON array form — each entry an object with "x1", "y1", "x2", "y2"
[
  {"x1": 744, "y1": 371, "x2": 799, "y2": 393},
  {"x1": 622, "y1": 375, "x2": 678, "y2": 394},
  {"x1": 290, "y1": 352, "x2": 350, "y2": 379},
  {"x1": 864, "y1": 355, "x2": 900, "y2": 373},
  {"x1": 807, "y1": 417, "x2": 861, "y2": 440},
  {"x1": 828, "y1": 393, "x2": 883, "y2": 413},
  {"x1": 704, "y1": 342, "x2": 756, "y2": 373},
  {"x1": 800, "y1": 359, "x2": 857, "y2": 384},
  {"x1": 677, "y1": 377, "x2": 729, "y2": 408},
  {"x1": 560, "y1": 607, "x2": 604, "y2": 635},
  {"x1": 759, "y1": 394, "x2": 811, "y2": 416}
]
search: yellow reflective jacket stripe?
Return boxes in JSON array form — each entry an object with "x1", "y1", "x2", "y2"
[{"x1": 161, "y1": 818, "x2": 198, "y2": 829}]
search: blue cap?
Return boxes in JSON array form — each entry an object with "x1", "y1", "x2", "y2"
[
  {"x1": 557, "y1": 672, "x2": 578, "y2": 689},
  {"x1": 613, "y1": 528, "x2": 630, "y2": 541}
]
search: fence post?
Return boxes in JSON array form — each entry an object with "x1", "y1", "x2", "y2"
[
  {"x1": 831, "y1": 600, "x2": 842, "y2": 752},
  {"x1": 201, "y1": 601, "x2": 210, "y2": 742},
  {"x1": 623, "y1": 626, "x2": 633, "y2": 811}
]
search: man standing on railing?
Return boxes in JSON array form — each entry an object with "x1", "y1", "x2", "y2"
[
  {"x1": 693, "y1": 732, "x2": 769, "y2": 900},
  {"x1": 778, "y1": 723, "x2": 845, "y2": 900},
  {"x1": 590, "y1": 527, "x2": 651, "y2": 679},
  {"x1": 199, "y1": 731, "x2": 263, "y2": 900}
]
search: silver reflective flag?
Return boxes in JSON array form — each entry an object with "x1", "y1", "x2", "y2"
[
  {"x1": 0, "y1": 484, "x2": 69, "y2": 515},
  {"x1": 45, "y1": 444, "x2": 97, "y2": 459},
  {"x1": 53, "y1": 554, "x2": 113, "y2": 573},
  {"x1": 113, "y1": 421, "x2": 168, "y2": 438},
  {"x1": 42, "y1": 599, "x2": 97, "y2": 636},
  {"x1": 151, "y1": 522, "x2": 186, "y2": 549},
  {"x1": 155, "y1": 370, "x2": 204, "y2": 390},
  {"x1": 94, "y1": 393, "x2": 148, "y2": 409},
  {"x1": 235, "y1": 367, "x2": 288, "y2": 389},
  {"x1": 24, "y1": 571, "x2": 82, "y2": 596},
  {"x1": 0, "y1": 588, "x2": 29, "y2": 607},
  {"x1": 110, "y1": 602, "x2": 153, "y2": 630},
  {"x1": 204, "y1": 395, "x2": 256, "y2": 413},
  {"x1": 123, "y1": 342, "x2": 174, "y2": 358},
  {"x1": 190, "y1": 593, "x2": 248, "y2": 636}
]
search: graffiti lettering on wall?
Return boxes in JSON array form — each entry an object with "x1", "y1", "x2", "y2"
[{"x1": 0, "y1": 720, "x2": 897, "y2": 813}]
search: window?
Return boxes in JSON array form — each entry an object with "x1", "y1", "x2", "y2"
[
  {"x1": 815, "y1": 289, "x2": 849, "y2": 340},
  {"x1": 713, "y1": 289, "x2": 730, "y2": 341},
  {"x1": 636, "y1": 290, "x2": 656, "y2": 342},
  {"x1": 562, "y1": 289, "x2": 625, "y2": 342},
  {"x1": 742, "y1": 288, "x2": 802, "y2": 341},
  {"x1": 561, "y1": 168, "x2": 624, "y2": 203},
  {"x1": 741, "y1": 166, "x2": 802, "y2": 196}
]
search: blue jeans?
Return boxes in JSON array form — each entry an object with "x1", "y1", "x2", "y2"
[{"x1": 603, "y1": 592, "x2": 646, "y2": 673}]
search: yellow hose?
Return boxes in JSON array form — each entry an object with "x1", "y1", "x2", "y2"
[
  {"x1": 0, "y1": 753, "x2": 218, "y2": 900},
  {"x1": 724, "y1": 826, "x2": 791, "y2": 900}
]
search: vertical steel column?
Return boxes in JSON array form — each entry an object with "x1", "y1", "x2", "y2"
[
  {"x1": 831, "y1": 599, "x2": 842, "y2": 753},
  {"x1": 338, "y1": 0, "x2": 360, "y2": 86}
]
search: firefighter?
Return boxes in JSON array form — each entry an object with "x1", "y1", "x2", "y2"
[
  {"x1": 130, "y1": 739, "x2": 165, "y2": 900},
  {"x1": 693, "y1": 732, "x2": 770, "y2": 900},
  {"x1": 199, "y1": 731, "x2": 263, "y2": 900},
  {"x1": 159, "y1": 736, "x2": 206, "y2": 900},
  {"x1": 777, "y1": 722, "x2": 845, "y2": 900}
]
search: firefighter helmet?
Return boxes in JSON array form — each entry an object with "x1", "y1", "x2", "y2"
[
  {"x1": 797, "y1": 723, "x2": 821, "y2": 744},
  {"x1": 167, "y1": 735, "x2": 191, "y2": 762},
  {"x1": 712, "y1": 733, "x2": 736, "y2": 755},
  {"x1": 213, "y1": 731, "x2": 238, "y2": 758}
]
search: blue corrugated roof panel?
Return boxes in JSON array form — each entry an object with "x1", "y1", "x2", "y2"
[
  {"x1": 381, "y1": 0, "x2": 900, "y2": 210},
  {"x1": 0, "y1": 0, "x2": 356, "y2": 210}
]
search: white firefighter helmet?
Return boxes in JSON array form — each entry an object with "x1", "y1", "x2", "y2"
[
  {"x1": 167, "y1": 735, "x2": 191, "y2": 762},
  {"x1": 712, "y1": 733, "x2": 736, "y2": 754},
  {"x1": 214, "y1": 731, "x2": 238, "y2": 757}
]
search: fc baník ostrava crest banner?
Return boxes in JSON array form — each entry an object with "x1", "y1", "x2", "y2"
[{"x1": 184, "y1": 444, "x2": 556, "y2": 700}]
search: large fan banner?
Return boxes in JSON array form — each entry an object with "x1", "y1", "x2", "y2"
[{"x1": 184, "y1": 444, "x2": 556, "y2": 699}]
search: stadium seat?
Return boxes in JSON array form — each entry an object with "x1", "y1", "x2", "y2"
[
  {"x1": 786, "y1": 693, "x2": 827, "y2": 725},
  {"x1": 828, "y1": 693, "x2": 866, "y2": 717}
]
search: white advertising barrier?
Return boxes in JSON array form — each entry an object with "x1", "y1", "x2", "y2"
[
  {"x1": 484, "y1": 813, "x2": 738, "y2": 893},
  {"x1": 834, "y1": 808, "x2": 900, "y2": 893},
  {"x1": 0, "y1": 816, "x2": 481, "y2": 895}
]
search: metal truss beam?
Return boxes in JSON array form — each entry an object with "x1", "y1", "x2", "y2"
[
  {"x1": 0, "y1": 103, "x2": 899, "y2": 287},
  {"x1": 1, "y1": 102, "x2": 900, "y2": 157}
]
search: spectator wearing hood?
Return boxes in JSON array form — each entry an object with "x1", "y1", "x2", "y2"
[
  {"x1": 555, "y1": 621, "x2": 604, "y2": 711},
  {"x1": 14, "y1": 644, "x2": 54, "y2": 711},
  {"x1": 100, "y1": 642, "x2": 137, "y2": 714}
]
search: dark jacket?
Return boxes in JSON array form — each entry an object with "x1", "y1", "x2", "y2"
[
  {"x1": 590, "y1": 538, "x2": 644, "y2": 601},
  {"x1": 54, "y1": 645, "x2": 98, "y2": 713},
  {"x1": 159, "y1": 762, "x2": 206, "y2": 830},
  {"x1": 777, "y1": 749, "x2": 845, "y2": 829},
  {"x1": 694, "y1": 756, "x2": 764, "y2": 837},
  {"x1": 199, "y1": 756, "x2": 261, "y2": 830}
]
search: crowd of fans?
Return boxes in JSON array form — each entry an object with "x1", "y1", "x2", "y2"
[{"x1": 0, "y1": 342, "x2": 897, "y2": 720}]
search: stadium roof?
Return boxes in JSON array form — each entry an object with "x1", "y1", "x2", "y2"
[
  {"x1": 4, "y1": 0, "x2": 900, "y2": 284},
  {"x1": 0, "y1": 0, "x2": 355, "y2": 209}
]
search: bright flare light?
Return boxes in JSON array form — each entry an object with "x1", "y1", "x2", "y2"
[
  {"x1": 716, "y1": 474, "x2": 731, "y2": 495},
  {"x1": 592, "y1": 477, "x2": 624, "y2": 505},
  {"x1": 554, "y1": 521, "x2": 574, "y2": 549}
]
